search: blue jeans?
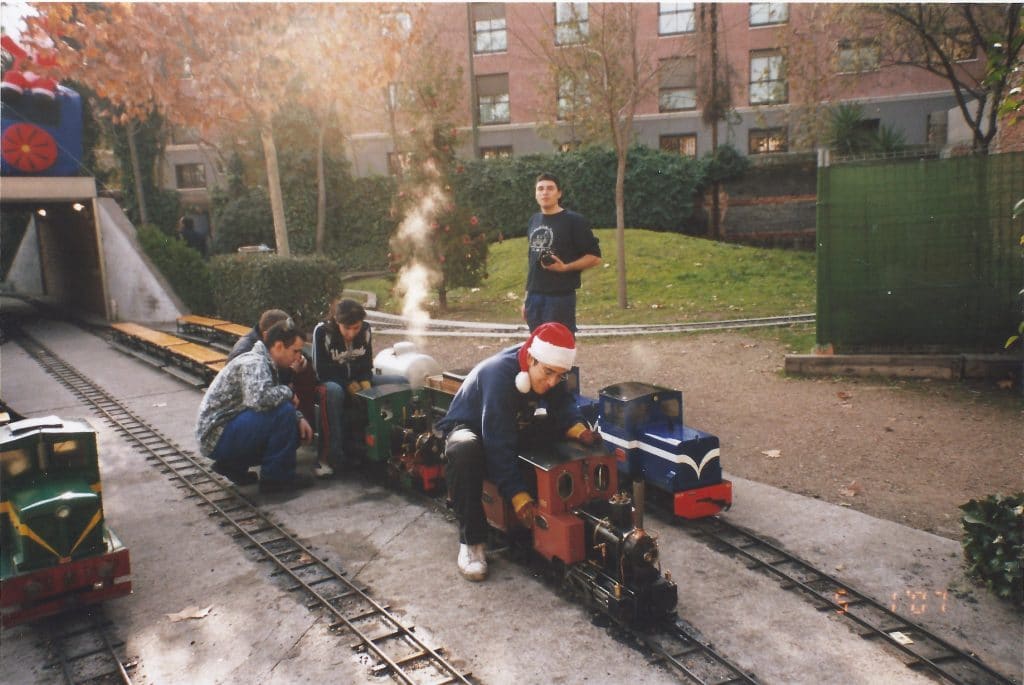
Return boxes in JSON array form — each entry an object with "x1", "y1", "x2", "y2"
[
  {"x1": 320, "y1": 375, "x2": 406, "y2": 464},
  {"x1": 524, "y1": 291, "x2": 577, "y2": 332},
  {"x1": 211, "y1": 402, "x2": 298, "y2": 481}
]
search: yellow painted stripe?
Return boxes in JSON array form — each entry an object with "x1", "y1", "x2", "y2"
[
  {"x1": 7, "y1": 508, "x2": 62, "y2": 560},
  {"x1": 70, "y1": 508, "x2": 103, "y2": 555},
  {"x1": 0, "y1": 501, "x2": 9, "y2": 514}
]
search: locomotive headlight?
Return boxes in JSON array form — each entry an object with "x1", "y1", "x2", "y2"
[{"x1": 55, "y1": 505, "x2": 72, "y2": 520}]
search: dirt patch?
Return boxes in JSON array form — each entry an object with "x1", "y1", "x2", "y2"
[{"x1": 414, "y1": 331, "x2": 1024, "y2": 540}]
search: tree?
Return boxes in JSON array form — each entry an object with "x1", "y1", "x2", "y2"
[
  {"x1": 844, "y1": 3, "x2": 1022, "y2": 153},
  {"x1": 389, "y1": 45, "x2": 487, "y2": 312},
  {"x1": 515, "y1": 3, "x2": 660, "y2": 309}
]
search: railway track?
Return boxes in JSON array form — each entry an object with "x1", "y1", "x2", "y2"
[
  {"x1": 367, "y1": 312, "x2": 815, "y2": 338},
  {"x1": 13, "y1": 330, "x2": 474, "y2": 685},
  {"x1": 37, "y1": 608, "x2": 135, "y2": 685},
  {"x1": 689, "y1": 516, "x2": 1018, "y2": 685}
]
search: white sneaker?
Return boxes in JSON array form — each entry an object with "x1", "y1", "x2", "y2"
[
  {"x1": 312, "y1": 462, "x2": 334, "y2": 479},
  {"x1": 457, "y1": 543, "x2": 488, "y2": 581}
]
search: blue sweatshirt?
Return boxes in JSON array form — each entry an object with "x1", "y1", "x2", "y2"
[{"x1": 436, "y1": 345, "x2": 583, "y2": 499}]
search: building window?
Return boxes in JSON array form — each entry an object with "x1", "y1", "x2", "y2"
[
  {"x1": 175, "y1": 163, "x2": 206, "y2": 189},
  {"x1": 749, "y1": 3, "x2": 788, "y2": 27},
  {"x1": 659, "y1": 57, "x2": 697, "y2": 112},
  {"x1": 380, "y1": 11, "x2": 412, "y2": 39},
  {"x1": 387, "y1": 151, "x2": 412, "y2": 176},
  {"x1": 555, "y1": 2, "x2": 588, "y2": 46},
  {"x1": 557, "y1": 73, "x2": 589, "y2": 120},
  {"x1": 473, "y1": 4, "x2": 507, "y2": 54},
  {"x1": 658, "y1": 3, "x2": 695, "y2": 35},
  {"x1": 837, "y1": 39, "x2": 880, "y2": 73},
  {"x1": 749, "y1": 127, "x2": 788, "y2": 154},
  {"x1": 480, "y1": 145, "x2": 513, "y2": 159},
  {"x1": 942, "y1": 32, "x2": 977, "y2": 62},
  {"x1": 660, "y1": 134, "x2": 697, "y2": 157},
  {"x1": 749, "y1": 50, "x2": 786, "y2": 105},
  {"x1": 477, "y1": 73, "x2": 510, "y2": 125},
  {"x1": 926, "y1": 111, "x2": 948, "y2": 146}
]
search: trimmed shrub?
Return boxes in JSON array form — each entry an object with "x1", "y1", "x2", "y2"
[
  {"x1": 211, "y1": 185, "x2": 275, "y2": 254},
  {"x1": 960, "y1": 493, "x2": 1023, "y2": 605},
  {"x1": 327, "y1": 175, "x2": 398, "y2": 271},
  {"x1": 453, "y1": 145, "x2": 707, "y2": 238},
  {"x1": 208, "y1": 254, "x2": 346, "y2": 332},
  {"x1": 136, "y1": 224, "x2": 213, "y2": 313}
]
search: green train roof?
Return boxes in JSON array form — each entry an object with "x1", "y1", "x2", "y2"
[{"x1": 0, "y1": 416, "x2": 95, "y2": 446}]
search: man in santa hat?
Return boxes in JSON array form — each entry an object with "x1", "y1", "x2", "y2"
[{"x1": 435, "y1": 322, "x2": 600, "y2": 581}]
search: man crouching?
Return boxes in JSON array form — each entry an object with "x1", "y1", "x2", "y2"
[
  {"x1": 436, "y1": 322, "x2": 599, "y2": 581},
  {"x1": 196, "y1": 319, "x2": 315, "y2": 493}
]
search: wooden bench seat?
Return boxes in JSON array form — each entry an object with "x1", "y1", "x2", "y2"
[{"x1": 111, "y1": 322, "x2": 189, "y2": 348}]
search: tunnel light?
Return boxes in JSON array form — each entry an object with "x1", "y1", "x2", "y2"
[
  {"x1": 72, "y1": 202, "x2": 85, "y2": 212},
  {"x1": 36, "y1": 209, "x2": 47, "y2": 217}
]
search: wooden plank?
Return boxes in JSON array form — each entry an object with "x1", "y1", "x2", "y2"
[
  {"x1": 172, "y1": 343, "x2": 228, "y2": 364},
  {"x1": 213, "y1": 323, "x2": 251, "y2": 338},
  {"x1": 177, "y1": 315, "x2": 229, "y2": 328},
  {"x1": 111, "y1": 322, "x2": 189, "y2": 348}
]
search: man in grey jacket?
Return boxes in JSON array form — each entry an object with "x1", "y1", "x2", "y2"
[{"x1": 196, "y1": 319, "x2": 315, "y2": 493}]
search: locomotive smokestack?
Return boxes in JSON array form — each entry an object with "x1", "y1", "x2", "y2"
[{"x1": 632, "y1": 480, "x2": 645, "y2": 530}]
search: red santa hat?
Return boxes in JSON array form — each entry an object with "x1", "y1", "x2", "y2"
[{"x1": 515, "y1": 322, "x2": 576, "y2": 393}]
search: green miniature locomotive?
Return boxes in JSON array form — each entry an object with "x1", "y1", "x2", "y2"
[{"x1": 0, "y1": 415, "x2": 131, "y2": 627}]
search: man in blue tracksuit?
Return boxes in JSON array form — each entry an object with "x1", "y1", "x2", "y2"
[{"x1": 436, "y1": 322, "x2": 600, "y2": 581}]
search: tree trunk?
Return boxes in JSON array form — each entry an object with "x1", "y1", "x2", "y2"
[
  {"x1": 315, "y1": 120, "x2": 327, "y2": 253},
  {"x1": 126, "y1": 121, "x2": 149, "y2": 226},
  {"x1": 615, "y1": 144, "x2": 628, "y2": 310},
  {"x1": 260, "y1": 123, "x2": 290, "y2": 257}
]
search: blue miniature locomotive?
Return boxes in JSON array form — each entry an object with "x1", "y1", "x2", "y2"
[{"x1": 596, "y1": 382, "x2": 732, "y2": 519}]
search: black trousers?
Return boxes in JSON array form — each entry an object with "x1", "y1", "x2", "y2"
[{"x1": 444, "y1": 427, "x2": 489, "y2": 545}]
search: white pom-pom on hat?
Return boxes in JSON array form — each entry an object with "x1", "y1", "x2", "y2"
[{"x1": 515, "y1": 322, "x2": 576, "y2": 393}]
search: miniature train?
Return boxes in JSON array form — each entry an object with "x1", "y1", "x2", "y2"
[
  {"x1": 112, "y1": 316, "x2": 733, "y2": 624},
  {"x1": 0, "y1": 413, "x2": 132, "y2": 627}
]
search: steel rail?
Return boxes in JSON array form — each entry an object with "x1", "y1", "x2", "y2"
[
  {"x1": 40, "y1": 609, "x2": 134, "y2": 685},
  {"x1": 638, "y1": 616, "x2": 760, "y2": 685},
  {"x1": 366, "y1": 313, "x2": 815, "y2": 338},
  {"x1": 15, "y1": 332, "x2": 473, "y2": 685},
  {"x1": 691, "y1": 517, "x2": 1018, "y2": 685}
]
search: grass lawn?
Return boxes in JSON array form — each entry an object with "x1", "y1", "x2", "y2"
[{"x1": 347, "y1": 228, "x2": 818, "y2": 350}]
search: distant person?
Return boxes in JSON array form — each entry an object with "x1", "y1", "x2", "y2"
[
  {"x1": 196, "y1": 319, "x2": 315, "y2": 494},
  {"x1": 522, "y1": 172, "x2": 601, "y2": 332},
  {"x1": 230, "y1": 308, "x2": 319, "y2": 462},
  {"x1": 176, "y1": 216, "x2": 207, "y2": 257},
  {"x1": 312, "y1": 298, "x2": 401, "y2": 476},
  {"x1": 435, "y1": 322, "x2": 600, "y2": 581}
]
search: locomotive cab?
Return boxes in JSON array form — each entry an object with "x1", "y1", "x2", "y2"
[{"x1": 597, "y1": 382, "x2": 732, "y2": 519}]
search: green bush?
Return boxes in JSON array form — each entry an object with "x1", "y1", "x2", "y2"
[
  {"x1": 208, "y1": 254, "x2": 346, "y2": 332},
  {"x1": 960, "y1": 493, "x2": 1023, "y2": 605},
  {"x1": 454, "y1": 145, "x2": 708, "y2": 238},
  {"x1": 327, "y1": 175, "x2": 397, "y2": 270},
  {"x1": 211, "y1": 185, "x2": 275, "y2": 254},
  {"x1": 136, "y1": 224, "x2": 213, "y2": 313}
]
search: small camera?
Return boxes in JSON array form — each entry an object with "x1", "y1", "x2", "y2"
[{"x1": 538, "y1": 249, "x2": 557, "y2": 267}]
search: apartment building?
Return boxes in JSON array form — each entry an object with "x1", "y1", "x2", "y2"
[{"x1": 345, "y1": 2, "x2": 979, "y2": 177}]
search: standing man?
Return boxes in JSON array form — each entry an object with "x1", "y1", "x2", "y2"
[
  {"x1": 196, "y1": 320, "x2": 315, "y2": 493},
  {"x1": 435, "y1": 322, "x2": 601, "y2": 581},
  {"x1": 523, "y1": 172, "x2": 602, "y2": 332}
]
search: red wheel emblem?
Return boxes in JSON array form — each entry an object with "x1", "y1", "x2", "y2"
[{"x1": 2, "y1": 123, "x2": 58, "y2": 173}]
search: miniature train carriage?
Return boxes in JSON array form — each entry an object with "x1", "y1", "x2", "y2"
[
  {"x1": 0, "y1": 416, "x2": 131, "y2": 627},
  {"x1": 597, "y1": 382, "x2": 732, "y2": 519}
]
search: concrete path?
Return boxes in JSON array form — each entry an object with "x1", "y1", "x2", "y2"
[{"x1": 1, "y1": 320, "x2": 1020, "y2": 685}]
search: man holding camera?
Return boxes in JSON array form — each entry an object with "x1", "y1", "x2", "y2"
[{"x1": 522, "y1": 172, "x2": 602, "y2": 333}]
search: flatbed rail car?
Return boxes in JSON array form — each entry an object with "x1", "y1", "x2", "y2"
[
  {"x1": 109, "y1": 322, "x2": 226, "y2": 385},
  {"x1": 0, "y1": 415, "x2": 131, "y2": 627}
]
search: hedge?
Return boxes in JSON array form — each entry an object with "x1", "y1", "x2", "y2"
[
  {"x1": 210, "y1": 145, "x2": 712, "y2": 273},
  {"x1": 136, "y1": 224, "x2": 213, "y2": 313},
  {"x1": 208, "y1": 254, "x2": 346, "y2": 332},
  {"x1": 960, "y1": 493, "x2": 1023, "y2": 605}
]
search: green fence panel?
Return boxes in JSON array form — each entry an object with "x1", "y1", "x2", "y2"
[{"x1": 817, "y1": 152, "x2": 1023, "y2": 353}]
